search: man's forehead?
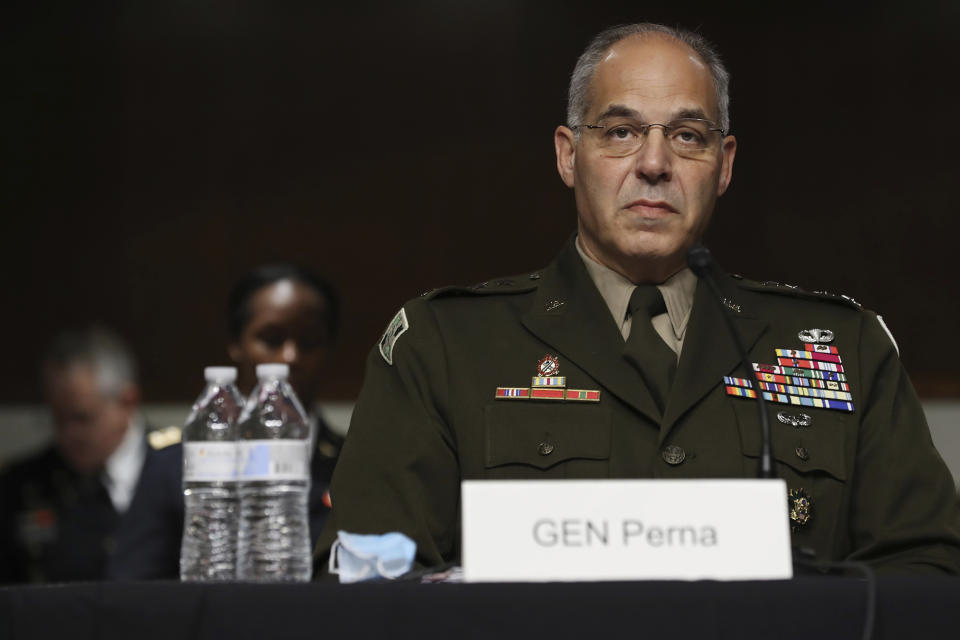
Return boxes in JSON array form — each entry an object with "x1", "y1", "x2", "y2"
[
  {"x1": 45, "y1": 362, "x2": 96, "y2": 387},
  {"x1": 602, "y1": 34, "x2": 707, "y2": 71},
  {"x1": 588, "y1": 35, "x2": 716, "y2": 118},
  {"x1": 44, "y1": 363, "x2": 105, "y2": 406}
]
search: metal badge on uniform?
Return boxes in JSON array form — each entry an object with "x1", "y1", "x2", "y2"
[
  {"x1": 798, "y1": 328, "x2": 834, "y2": 344},
  {"x1": 788, "y1": 488, "x2": 812, "y2": 532},
  {"x1": 721, "y1": 333, "x2": 854, "y2": 413},
  {"x1": 722, "y1": 297, "x2": 741, "y2": 313},
  {"x1": 537, "y1": 354, "x2": 560, "y2": 377},
  {"x1": 776, "y1": 411, "x2": 813, "y2": 427},
  {"x1": 544, "y1": 299, "x2": 566, "y2": 312},
  {"x1": 495, "y1": 355, "x2": 600, "y2": 402},
  {"x1": 148, "y1": 425, "x2": 182, "y2": 450},
  {"x1": 378, "y1": 308, "x2": 409, "y2": 365}
]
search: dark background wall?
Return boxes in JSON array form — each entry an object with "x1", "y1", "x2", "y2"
[{"x1": 3, "y1": 0, "x2": 959, "y2": 403}]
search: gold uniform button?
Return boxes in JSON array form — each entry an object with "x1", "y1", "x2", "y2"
[
  {"x1": 661, "y1": 445, "x2": 686, "y2": 466},
  {"x1": 537, "y1": 441, "x2": 555, "y2": 456},
  {"x1": 795, "y1": 447, "x2": 810, "y2": 461}
]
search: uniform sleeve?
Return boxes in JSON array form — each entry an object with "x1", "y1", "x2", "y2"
[
  {"x1": 107, "y1": 445, "x2": 184, "y2": 580},
  {"x1": 313, "y1": 300, "x2": 460, "y2": 572},
  {"x1": 846, "y1": 311, "x2": 960, "y2": 574}
]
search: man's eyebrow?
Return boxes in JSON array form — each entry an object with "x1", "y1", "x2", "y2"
[
  {"x1": 674, "y1": 107, "x2": 708, "y2": 121},
  {"x1": 594, "y1": 105, "x2": 711, "y2": 122},
  {"x1": 595, "y1": 104, "x2": 640, "y2": 121}
]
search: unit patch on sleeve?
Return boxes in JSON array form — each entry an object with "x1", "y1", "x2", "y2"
[{"x1": 379, "y1": 308, "x2": 409, "y2": 365}]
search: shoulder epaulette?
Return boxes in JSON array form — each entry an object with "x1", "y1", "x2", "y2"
[
  {"x1": 148, "y1": 425, "x2": 182, "y2": 450},
  {"x1": 418, "y1": 271, "x2": 541, "y2": 300},
  {"x1": 728, "y1": 273, "x2": 863, "y2": 310}
]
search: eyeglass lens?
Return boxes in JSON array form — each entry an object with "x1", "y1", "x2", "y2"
[{"x1": 588, "y1": 119, "x2": 719, "y2": 157}]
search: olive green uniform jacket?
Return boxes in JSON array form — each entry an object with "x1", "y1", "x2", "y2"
[{"x1": 316, "y1": 238, "x2": 960, "y2": 574}]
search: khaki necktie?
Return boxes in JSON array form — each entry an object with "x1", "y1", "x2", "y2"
[{"x1": 624, "y1": 285, "x2": 677, "y2": 413}]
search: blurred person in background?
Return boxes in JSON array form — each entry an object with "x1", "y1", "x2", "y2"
[
  {"x1": 0, "y1": 327, "x2": 153, "y2": 583},
  {"x1": 109, "y1": 264, "x2": 343, "y2": 579}
]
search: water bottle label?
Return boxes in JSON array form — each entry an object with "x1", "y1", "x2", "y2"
[
  {"x1": 183, "y1": 442, "x2": 238, "y2": 482},
  {"x1": 237, "y1": 440, "x2": 310, "y2": 481}
]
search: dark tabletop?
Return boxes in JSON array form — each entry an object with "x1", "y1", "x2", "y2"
[{"x1": 2, "y1": 577, "x2": 959, "y2": 640}]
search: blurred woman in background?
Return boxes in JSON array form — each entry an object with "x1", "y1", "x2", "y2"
[{"x1": 109, "y1": 264, "x2": 343, "y2": 579}]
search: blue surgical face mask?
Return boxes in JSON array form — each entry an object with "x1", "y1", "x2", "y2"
[{"x1": 329, "y1": 530, "x2": 417, "y2": 583}]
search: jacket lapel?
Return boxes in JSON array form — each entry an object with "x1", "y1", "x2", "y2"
[
  {"x1": 521, "y1": 239, "x2": 663, "y2": 424},
  {"x1": 659, "y1": 278, "x2": 768, "y2": 443}
]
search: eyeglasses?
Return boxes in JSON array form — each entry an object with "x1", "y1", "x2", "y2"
[{"x1": 571, "y1": 118, "x2": 726, "y2": 158}]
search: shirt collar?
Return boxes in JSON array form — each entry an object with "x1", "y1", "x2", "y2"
[
  {"x1": 575, "y1": 235, "x2": 636, "y2": 328},
  {"x1": 102, "y1": 415, "x2": 146, "y2": 513},
  {"x1": 659, "y1": 268, "x2": 698, "y2": 341},
  {"x1": 574, "y1": 235, "x2": 697, "y2": 341}
]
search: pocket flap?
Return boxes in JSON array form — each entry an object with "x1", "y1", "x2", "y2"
[
  {"x1": 733, "y1": 400, "x2": 848, "y2": 481},
  {"x1": 484, "y1": 403, "x2": 612, "y2": 470}
]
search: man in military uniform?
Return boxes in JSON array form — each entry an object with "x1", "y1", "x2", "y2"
[
  {"x1": 0, "y1": 328, "x2": 157, "y2": 583},
  {"x1": 316, "y1": 24, "x2": 960, "y2": 573}
]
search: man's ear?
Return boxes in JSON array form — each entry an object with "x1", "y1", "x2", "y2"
[
  {"x1": 555, "y1": 126, "x2": 577, "y2": 188},
  {"x1": 717, "y1": 135, "x2": 737, "y2": 196}
]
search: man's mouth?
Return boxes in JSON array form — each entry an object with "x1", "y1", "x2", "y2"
[{"x1": 624, "y1": 199, "x2": 678, "y2": 216}]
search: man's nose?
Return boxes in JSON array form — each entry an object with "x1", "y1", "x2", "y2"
[{"x1": 633, "y1": 128, "x2": 673, "y2": 183}]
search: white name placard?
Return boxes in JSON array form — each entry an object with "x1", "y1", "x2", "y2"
[{"x1": 462, "y1": 479, "x2": 792, "y2": 582}]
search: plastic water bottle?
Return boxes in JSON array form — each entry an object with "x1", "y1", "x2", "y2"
[
  {"x1": 180, "y1": 366, "x2": 244, "y2": 581},
  {"x1": 236, "y1": 363, "x2": 312, "y2": 582}
]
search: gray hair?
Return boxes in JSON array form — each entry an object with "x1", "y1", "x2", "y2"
[
  {"x1": 566, "y1": 23, "x2": 730, "y2": 133},
  {"x1": 43, "y1": 326, "x2": 139, "y2": 398}
]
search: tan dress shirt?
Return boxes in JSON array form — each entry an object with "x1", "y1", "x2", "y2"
[
  {"x1": 575, "y1": 236, "x2": 697, "y2": 360},
  {"x1": 102, "y1": 417, "x2": 146, "y2": 514}
]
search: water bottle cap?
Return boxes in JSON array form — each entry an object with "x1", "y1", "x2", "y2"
[
  {"x1": 203, "y1": 366, "x2": 237, "y2": 384},
  {"x1": 256, "y1": 363, "x2": 290, "y2": 380}
]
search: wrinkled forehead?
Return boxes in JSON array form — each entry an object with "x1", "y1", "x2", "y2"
[{"x1": 587, "y1": 34, "x2": 718, "y2": 122}]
